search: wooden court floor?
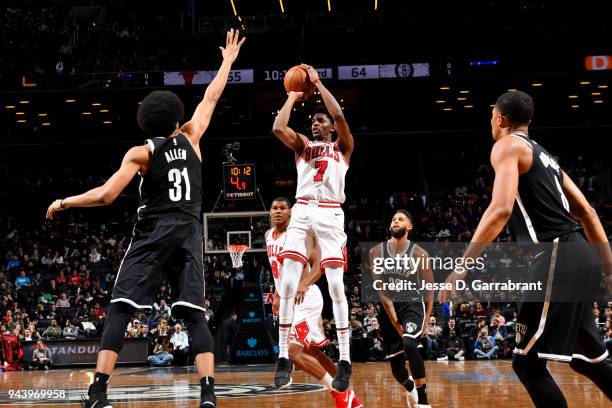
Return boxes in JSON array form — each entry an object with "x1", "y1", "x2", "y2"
[{"x1": 1, "y1": 360, "x2": 609, "y2": 407}]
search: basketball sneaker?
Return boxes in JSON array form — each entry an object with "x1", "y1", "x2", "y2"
[
  {"x1": 331, "y1": 360, "x2": 352, "y2": 392},
  {"x1": 80, "y1": 385, "x2": 112, "y2": 408},
  {"x1": 351, "y1": 392, "x2": 363, "y2": 408},
  {"x1": 406, "y1": 376, "x2": 418, "y2": 408},
  {"x1": 331, "y1": 387, "x2": 355, "y2": 408},
  {"x1": 200, "y1": 393, "x2": 216, "y2": 407},
  {"x1": 274, "y1": 357, "x2": 294, "y2": 389}
]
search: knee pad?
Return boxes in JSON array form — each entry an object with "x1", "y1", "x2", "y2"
[
  {"x1": 403, "y1": 337, "x2": 426, "y2": 379},
  {"x1": 99, "y1": 302, "x2": 135, "y2": 353},
  {"x1": 390, "y1": 354, "x2": 409, "y2": 384},
  {"x1": 325, "y1": 267, "x2": 345, "y2": 302},
  {"x1": 184, "y1": 309, "x2": 214, "y2": 355}
]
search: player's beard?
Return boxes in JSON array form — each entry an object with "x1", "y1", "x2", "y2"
[
  {"x1": 390, "y1": 226, "x2": 407, "y2": 239},
  {"x1": 312, "y1": 133, "x2": 323, "y2": 141}
]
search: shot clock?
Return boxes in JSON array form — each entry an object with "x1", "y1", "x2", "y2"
[{"x1": 223, "y1": 163, "x2": 256, "y2": 200}]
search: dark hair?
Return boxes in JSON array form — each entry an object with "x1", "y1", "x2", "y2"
[
  {"x1": 394, "y1": 209, "x2": 413, "y2": 223},
  {"x1": 137, "y1": 91, "x2": 184, "y2": 137},
  {"x1": 271, "y1": 196, "x2": 291, "y2": 207},
  {"x1": 495, "y1": 91, "x2": 534, "y2": 125},
  {"x1": 313, "y1": 106, "x2": 334, "y2": 124}
]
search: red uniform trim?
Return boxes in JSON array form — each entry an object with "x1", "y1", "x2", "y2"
[
  {"x1": 334, "y1": 141, "x2": 350, "y2": 167},
  {"x1": 295, "y1": 198, "x2": 342, "y2": 208},
  {"x1": 309, "y1": 338, "x2": 331, "y2": 349},
  {"x1": 296, "y1": 140, "x2": 311, "y2": 164},
  {"x1": 278, "y1": 250, "x2": 308, "y2": 265},
  {"x1": 320, "y1": 257, "x2": 346, "y2": 270}
]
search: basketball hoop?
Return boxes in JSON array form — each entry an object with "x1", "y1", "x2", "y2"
[{"x1": 228, "y1": 244, "x2": 248, "y2": 269}]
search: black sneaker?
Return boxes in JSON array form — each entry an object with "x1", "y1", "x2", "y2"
[
  {"x1": 81, "y1": 391, "x2": 112, "y2": 408},
  {"x1": 332, "y1": 360, "x2": 352, "y2": 392},
  {"x1": 274, "y1": 357, "x2": 293, "y2": 389},
  {"x1": 200, "y1": 391, "x2": 216, "y2": 407}
]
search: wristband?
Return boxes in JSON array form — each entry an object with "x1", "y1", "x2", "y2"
[{"x1": 60, "y1": 199, "x2": 66, "y2": 209}]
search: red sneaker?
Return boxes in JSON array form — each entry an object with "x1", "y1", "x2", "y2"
[
  {"x1": 351, "y1": 393, "x2": 363, "y2": 408},
  {"x1": 330, "y1": 388, "x2": 355, "y2": 408}
]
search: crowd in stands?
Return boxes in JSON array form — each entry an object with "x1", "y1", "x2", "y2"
[{"x1": 1, "y1": 154, "x2": 610, "y2": 369}]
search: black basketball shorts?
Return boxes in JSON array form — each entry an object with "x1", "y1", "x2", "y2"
[
  {"x1": 111, "y1": 214, "x2": 205, "y2": 319},
  {"x1": 379, "y1": 301, "x2": 426, "y2": 359},
  {"x1": 514, "y1": 231, "x2": 608, "y2": 363}
]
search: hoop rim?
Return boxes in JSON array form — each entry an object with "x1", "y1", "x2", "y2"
[{"x1": 228, "y1": 244, "x2": 248, "y2": 252}]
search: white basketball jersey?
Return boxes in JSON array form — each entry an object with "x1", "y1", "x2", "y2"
[
  {"x1": 295, "y1": 140, "x2": 348, "y2": 203},
  {"x1": 266, "y1": 228, "x2": 287, "y2": 289}
]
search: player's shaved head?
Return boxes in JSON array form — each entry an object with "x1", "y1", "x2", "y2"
[
  {"x1": 271, "y1": 197, "x2": 291, "y2": 208},
  {"x1": 394, "y1": 209, "x2": 413, "y2": 223},
  {"x1": 137, "y1": 90, "x2": 184, "y2": 137},
  {"x1": 495, "y1": 91, "x2": 534, "y2": 126},
  {"x1": 270, "y1": 197, "x2": 291, "y2": 228},
  {"x1": 390, "y1": 209, "x2": 413, "y2": 239},
  {"x1": 314, "y1": 106, "x2": 334, "y2": 124}
]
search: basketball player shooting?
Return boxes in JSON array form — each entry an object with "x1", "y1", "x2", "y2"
[
  {"x1": 439, "y1": 91, "x2": 612, "y2": 407},
  {"x1": 272, "y1": 64, "x2": 355, "y2": 392},
  {"x1": 46, "y1": 29, "x2": 245, "y2": 408},
  {"x1": 369, "y1": 210, "x2": 433, "y2": 408},
  {"x1": 266, "y1": 198, "x2": 362, "y2": 407}
]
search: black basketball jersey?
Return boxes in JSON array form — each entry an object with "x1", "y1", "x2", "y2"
[
  {"x1": 137, "y1": 133, "x2": 202, "y2": 220},
  {"x1": 508, "y1": 132, "x2": 581, "y2": 242},
  {"x1": 379, "y1": 240, "x2": 423, "y2": 309}
]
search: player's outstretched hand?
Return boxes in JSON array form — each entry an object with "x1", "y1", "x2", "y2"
[
  {"x1": 46, "y1": 199, "x2": 65, "y2": 220},
  {"x1": 299, "y1": 64, "x2": 319, "y2": 84},
  {"x1": 220, "y1": 28, "x2": 246, "y2": 64},
  {"x1": 295, "y1": 282, "x2": 310, "y2": 305},
  {"x1": 438, "y1": 268, "x2": 466, "y2": 304}
]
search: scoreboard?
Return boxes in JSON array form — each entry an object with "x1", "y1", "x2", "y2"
[
  {"x1": 163, "y1": 62, "x2": 442, "y2": 85},
  {"x1": 337, "y1": 63, "x2": 430, "y2": 80},
  {"x1": 223, "y1": 163, "x2": 256, "y2": 200}
]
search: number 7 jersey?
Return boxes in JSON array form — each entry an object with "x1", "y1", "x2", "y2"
[
  {"x1": 295, "y1": 140, "x2": 349, "y2": 203},
  {"x1": 137, "y1": 133, "x2": 202, "y2": 220}
]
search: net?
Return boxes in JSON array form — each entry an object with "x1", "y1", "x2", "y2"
[{"x1": 228, "y1": 244, "x2": 248, "y2": 269}]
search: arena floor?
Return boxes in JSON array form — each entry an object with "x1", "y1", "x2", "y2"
[{"x1": 1, "y1": 360, "x2": 609, "y2": 407}]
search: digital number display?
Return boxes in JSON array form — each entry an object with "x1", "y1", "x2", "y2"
[
  {"x1": 223, "y1": 163, "x2": 256, "y2": 200},
  {"x1": 260, "y1": 67, "x2": 333, "y2": 81},
  {"x1": 337, "y1": 64, "x2": 430, "y2": 80},
  {"x1": 164, "y1": 69, "x2": 254, "y2": 85}
]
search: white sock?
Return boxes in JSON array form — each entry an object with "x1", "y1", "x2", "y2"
[
  {"x1": 326, "y1": 266, "x2": 350, "y2": 363},
  {"x1": 278, "y1": 326, "x2": 290, "y2": 359},
  {"x1": 456, "y1": 350, "x2": 464, "y2": 358},
  {"x1": 278, "y1": 259, "x2": 302, "y2": 359},
  {"x1": 337, "y1": 327, "x2": 350, "y2": 362},
  {"x1": 320, "y1": 373, "x2": 333, "y2": 389}
]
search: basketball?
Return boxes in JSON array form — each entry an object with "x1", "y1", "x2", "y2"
[{"x1": 283, "y1": 65, "x2": 314, "y2": 97}]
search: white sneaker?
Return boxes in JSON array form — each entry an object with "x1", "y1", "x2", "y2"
[
  {"x1": 406, "y1": 376, "x2": 418, "y2": 408},
  {"x1": 436, "y1": 356, "x2": 448, "y2": 361},
  {"x1": 458, "y1": 356, "x2": 465, "y2": 361}
]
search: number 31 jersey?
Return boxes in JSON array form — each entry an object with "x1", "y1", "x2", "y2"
[
  {"x1": 508, "y1": 132, "x2": 581, "y2": 242},
  {"x1": 137, "y1": 133, "x2": 202, "y2": 220},
  {"x1": 295, "y1": 140, "x2": 348, "y2": 203}
]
